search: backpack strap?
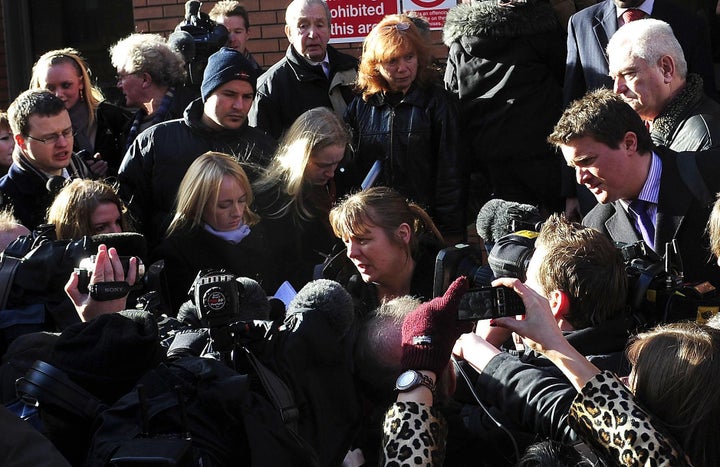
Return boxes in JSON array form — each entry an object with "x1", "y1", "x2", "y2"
[
  {"x1": 676, "y1": 151, "x2": 713, "y2": 204},
  {"x1": 243, "y1": 347, "x2": 300, "y2": 432}
]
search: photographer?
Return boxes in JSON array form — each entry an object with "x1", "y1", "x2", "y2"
[
  {"x1": 65, "y1": 243, "x2": 137, "y2": 322},
  {"x1": 450, "y1": 215, "x2": 634, "y2": 462}
]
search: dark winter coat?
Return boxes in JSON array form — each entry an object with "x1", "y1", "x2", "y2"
[
  {"x1": 249, "y1": 45, "x2": 358, "y2": 140},
  {"x1": 0, "y1": 151, "x2": 92, "y2": 230},
  {"x1": 651, "y1": 74, "x2": 720, "y2": 152},
  {"x1": 117, "y1": 98, "x2": 276, "y2": 246},
  {"x1": 443, "y1": 0, "x2": 565, "y2": 167},
  {"x1": 83, "y1": 101, "x2": 132, "y2": 174},
  {"x1": 343, "y1": 84, "x2": 467, "y2": 237}
]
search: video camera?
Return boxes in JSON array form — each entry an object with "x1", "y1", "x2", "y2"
[
  {"x1": 170, "y1": 0, "x2": 229, "y2": 86},
  {"x1": 619, "y1": 239, "x2": 719, "y2": 324}
]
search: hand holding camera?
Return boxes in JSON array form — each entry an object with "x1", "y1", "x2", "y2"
[{"x1": 65, "y1": 244, "x2": 139, "y2": 322}]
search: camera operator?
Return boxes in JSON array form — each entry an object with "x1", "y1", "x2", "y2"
[
  {"x1": 65, "y1": 243, "x2": 137, "y2": 322},
  {"x1": 209, "y1": 1, "x2": 262, "y2": 75}
]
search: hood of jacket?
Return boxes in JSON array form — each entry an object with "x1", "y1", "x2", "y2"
[{"x1": 443, "y1": 0, "x2": 558, "y2": 46}]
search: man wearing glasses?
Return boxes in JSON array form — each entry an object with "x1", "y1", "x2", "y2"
[{"x1": 0, "y1": 90, "x2": 93, "y2": 230}]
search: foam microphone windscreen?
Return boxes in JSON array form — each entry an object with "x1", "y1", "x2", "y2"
[
  {"x1": 236, "y1": 276, "x2": 270, "y2": 321},
  {"x1": 288, "y1": 279, "x2": 354, "y2": 339},
  {"x1": 168, "y1": 30, "x2": 196, "y2": 63},
  {"x1": 89, "y1": 232, "x2": 148, "y2": 263}
]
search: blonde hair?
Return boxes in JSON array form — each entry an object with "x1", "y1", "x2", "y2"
[
  {"x1": 166, "y1": 151, "x2": 259, "y2": 236},
  {"x1": 356, "y1": 14, "x2": 432, "y2": 100},
  {"x1": 29, "y1": 48, "x2": 104, "y2": 129},
  {"x1": 254, "y1": 107, "x2": 350, "y2": 221},
  {"x1": 46, "y1": 179, "x2": 128, "y2": 240}
]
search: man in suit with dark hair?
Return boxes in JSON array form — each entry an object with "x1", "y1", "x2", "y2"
[
  {"x1": 549, "y1": 88, "x2": 720, "y2": 286},
  {"x1": 563, "y1": 0, "x2": 716, "y2": 105}
]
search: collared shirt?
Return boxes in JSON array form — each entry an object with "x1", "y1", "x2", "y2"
[
  {"x1": 616, "y1": 0, "x2": 654, "y2": 26},
  {"x1": 620, "y1": 151, "x2": 661, "y2": 231},
  {"x1": 307, "y1": 53, "x2": 330, "y2": 78}
]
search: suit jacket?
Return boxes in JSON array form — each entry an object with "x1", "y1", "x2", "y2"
[
  {"x1": 583, "y1": 148, "x2": 720, "y2": 287},
  {"x1": 564, "y1": 0, "x2": 716, "y2": 105}
]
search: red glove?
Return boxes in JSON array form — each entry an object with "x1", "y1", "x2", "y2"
[{"x1": 401, "y1": 277, "x2": 472, "y2": 373}]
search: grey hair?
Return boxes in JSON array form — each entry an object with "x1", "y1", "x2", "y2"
[
  {"x1": 109, "y1": 33, "x2": 186, "y2": 87},
  {"x1": 285, "y1": 0, "x2": 331, "y2": 26}
]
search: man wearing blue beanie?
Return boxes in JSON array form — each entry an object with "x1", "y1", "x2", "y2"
[{"x1": 118, "y1": 46, "x2": 276, "y2": 248}]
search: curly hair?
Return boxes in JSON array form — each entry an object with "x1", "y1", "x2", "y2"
[{"x1": 109, "y1": 33, "x2": 186, "y2": 87}]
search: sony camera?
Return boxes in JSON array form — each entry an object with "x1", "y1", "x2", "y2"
[{"x1": 75, "y1": 255, "x2": 146, "y2": 296}]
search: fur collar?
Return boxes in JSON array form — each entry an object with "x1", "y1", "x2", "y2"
[
  {"x1": 443, "y1": 0, "x2": 558, "y2": 46},
  {"x1": 652, "y1": 74, "x2": 704, "y2": 141}
]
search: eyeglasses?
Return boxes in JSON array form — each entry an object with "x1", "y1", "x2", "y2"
[
  {"x1": 115, "y1": 72, "x2": 140, "y2": 83},
  {"x1": 383, "y1": 22, "x2": 411, "y2": 32},
  {"x1": 26, "y1": 127, "x2": 75, "y2": 145}
]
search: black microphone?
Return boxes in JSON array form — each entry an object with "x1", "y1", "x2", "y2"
[
  {"x1": 88, "y1": 232, "x2": 148, "y2": 262},
  {"x1": 236, "y1": 276, "x2": 270, "y2": 321},
  {"x1": 475, "y1": 199, "x2": 543, "y2": 244},
  {"x1": 287, "y1": 279, "x2": 354, "y2": 340},
  {"x1": 168, "y1": 30, "x2": 196, "y2": 63},
  {"x1": 46, "y1": 176, "x2": 66, "y2": 197}
]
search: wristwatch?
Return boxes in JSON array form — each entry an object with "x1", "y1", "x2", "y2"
[{"x1": 395, "y1": 370, "x2": 436, "y2": 395}]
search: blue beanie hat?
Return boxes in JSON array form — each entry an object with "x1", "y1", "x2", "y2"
[{"x1": 201, "y1": 47, "x2": 258, "y2": 102}]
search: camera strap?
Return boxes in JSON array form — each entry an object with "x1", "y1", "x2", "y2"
[{"x1": 242, "y1": 347, "x2": 300, "y2": 432}]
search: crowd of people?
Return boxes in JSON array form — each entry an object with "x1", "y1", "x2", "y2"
[{"x1": 0, "y1": 0, "x2": 719, "y2": 465}]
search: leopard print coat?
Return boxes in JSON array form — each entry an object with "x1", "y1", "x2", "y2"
[
  {"x1": 380, "y1": 401, "x2": 447, "y2": 467},
  {"x1": 569, "y1": 371, "x2": 694, "y2": 467}
]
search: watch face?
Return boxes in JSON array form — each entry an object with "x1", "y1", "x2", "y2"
[{"x1": 397, "y1": 371, "x2": 418, "y2": 389}]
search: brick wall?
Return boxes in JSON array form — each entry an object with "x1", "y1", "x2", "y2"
[
  {"x1": 0, "y1": 6, "x2": 8, "y2": 108},
  {"x1": 132, "y1": 0, "x2": 448, "y2": 68}
]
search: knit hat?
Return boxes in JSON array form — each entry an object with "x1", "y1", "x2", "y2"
[
  {"x1": 401, "y1": 276, "x2": 473, "y2": 374},
  {"x1": 201, "y1": 47, "x2": 258, "y2": 102}
]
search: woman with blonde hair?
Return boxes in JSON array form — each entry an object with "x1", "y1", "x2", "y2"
[
  {"x1": 329, "y1": 186, "x2": 444, "y2": 316},
  {"x1": 30, "y1": 48, "x2": 131, "y2": 174},
  {"x1": 254, "y1": 107, "x2": 350, "y2": 289},
  {"x1": 152, "y1": 151, "x2": 273, "y2": 312},
  {"x1": 46, "y1": 178, "x2": 128, "y2": 240},
  {"x1": 343, "y1": 14, "x2": 467, "y2": 242}
]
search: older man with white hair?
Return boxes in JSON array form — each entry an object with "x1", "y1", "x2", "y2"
[{"x1": 607, "y1": 18, "x2": 720, "y2": 152}]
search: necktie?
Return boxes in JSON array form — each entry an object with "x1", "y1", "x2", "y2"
[
  {"x1": 630, "y1": 199, "x2": 655, "y2": 250},
  {"x1": 622, "y1": 8, "x2": 646, "y2": 24}
]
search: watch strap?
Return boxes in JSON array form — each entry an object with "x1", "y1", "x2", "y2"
[{"x1": 396, "y1": 370, "x2": 436, "y2": 395}]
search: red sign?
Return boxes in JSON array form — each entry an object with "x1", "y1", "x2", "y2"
[{"x1": 328, "y1": 0, "x2": 402, "y2": 43}]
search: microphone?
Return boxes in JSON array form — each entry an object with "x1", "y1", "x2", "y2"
[
  {"x1": 168, "y1": 30, "x2": 196, "y2": 63},
  {"x1": 475, "y1": 199, "x2": 543, "y2": 244},
  {"x1": 46, "y1": 176, "x2": 66, "y2": 197},
  {"x1": 236, "y1": 276, "x2": 270, "y2": 321},
  {"x1": 88, "y1": 232, "x2": 148, "y2": 263},
  {"x1": 287, "y1": 279, "x2": 354, "y2": 340}
]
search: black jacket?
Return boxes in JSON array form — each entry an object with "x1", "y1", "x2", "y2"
[
  {"x1": 249, "y1": 45, "x2": 358, "y2": 139},
  {"x1": 443, "y1": 0, "x2": 565, "y2": 166},
  {"x1": 651, "y1": 74, "x2": 720, "y2": 152},
  {"x1": 82, "y1": 101, "x2": 132, "y2": 174},
  {"x1": 151, "y1": 224, "x2": 276, "y2": 314},
  {"x1": 343, "y1": 84, "x2": 468, "y2": 236},
  {"x1": 118, "y1": 98, "x2": 276, "y2": 246},
  {"x1": 0, "y1": 152, "x2": 92, "y2": 230}
]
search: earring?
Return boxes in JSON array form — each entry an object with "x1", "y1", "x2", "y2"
[{"x1": 80, "y1": 88, "x2": 85, "y2": 101}]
